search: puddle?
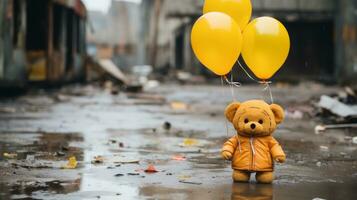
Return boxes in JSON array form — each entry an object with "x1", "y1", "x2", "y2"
[
  {"x1": 0, "y1": 132, "x2": 84, "y2": 161},
  {"x1": 0, "y1": 131, "x2": 85, "y2": 199}
]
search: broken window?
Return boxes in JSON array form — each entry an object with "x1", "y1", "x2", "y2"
[
  {"x1": 53, "y1": 4, "x2": 64, "y2": 51},
  {"x1": 12, "y1": 0, "x2": 21, "y2": 47},
  {"x1": 26, "y1": 0, "x2": 47, "y2": 51}
]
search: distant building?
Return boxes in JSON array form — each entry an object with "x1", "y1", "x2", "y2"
[{"x1": 87, "y1": 0, "x2": 145, "y2": 72}]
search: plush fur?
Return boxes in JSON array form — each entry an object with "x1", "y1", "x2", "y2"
[{"x1": 222, "y1": 100, "x2": 286, "y2": 184}]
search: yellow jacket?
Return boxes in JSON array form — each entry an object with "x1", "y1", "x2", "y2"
[{"x1": 222, "y1": 135, "x2": 285, "y2": 172}]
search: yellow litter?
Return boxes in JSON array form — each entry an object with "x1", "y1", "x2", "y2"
[
  {"x1": 91, "y1": 155, "x2": 104, "y2": 164},
  {"x1": 3, "y1": 153, "x2": 18, "y2": 159},
  {"x1": 180, "y1": 138, "x2": 199, "y2": 147},
  {"x1": 62, "y1": 156, "x2": 78, "y2": 169},
  {"x1": 170, "y1": 102, "x2": 188, "y2": 111}
]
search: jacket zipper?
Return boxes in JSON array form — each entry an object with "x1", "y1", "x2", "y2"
[{"x1": 250, "y1": 137, "x2": 255, "y2": 171}]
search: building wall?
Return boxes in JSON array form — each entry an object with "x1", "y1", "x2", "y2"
[
  {"x1": 0, "y1": 0, "x2": 87, "y2": 87},
  {"x1": 150, "y1": 0, "x2": 357, "y2": 83}
]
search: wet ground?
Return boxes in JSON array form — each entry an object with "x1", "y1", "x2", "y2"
[{"x1": 0, "y1": 83, "x2": 356, "y2": 200}]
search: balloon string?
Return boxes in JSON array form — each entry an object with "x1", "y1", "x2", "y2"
[
  {"x1": 262, "y1": 81, "x2": 274, "y2": 104},
  {"x1": 236, "y1": 61, "x2": 274, "y2": 104},
  {"x1": 221, "y1": 76, "x2": 230, "y2": 138},
  {"x1": 222, "y1": 75, "x2": 241, "y2": 88},
  {"x1": 237, "y1": 61, "x2": 260, "y2": 83},
  {"x1": 230, "y1": 71, "x2": 237, "y2": 101}
]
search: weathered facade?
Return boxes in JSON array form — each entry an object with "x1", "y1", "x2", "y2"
[{"x1": 0, "y1": 0, "x2": 87, "y2": 87}]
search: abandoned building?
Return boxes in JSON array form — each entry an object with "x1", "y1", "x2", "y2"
[
  {"x1": 85, "y1": 0, "x2": 357, "y2": 83},
  {"x1": 0, "y1": 0, "x2": 87, "y2": 87},
  {"x1": 146, "y1": 0, "x2": 357, "y2": 83}
]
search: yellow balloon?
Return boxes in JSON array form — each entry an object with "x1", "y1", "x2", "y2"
[
  {"x1": 242, "y1": 17, "x2": 290, "y2": 80},
  {"x1": 203, "y1": 0, "x2": 252, "y2": 30},
  {"x1": 191, "y1": 12, "x2": 242, "y2": 76}
]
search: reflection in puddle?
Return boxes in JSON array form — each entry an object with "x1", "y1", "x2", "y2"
[
  {"x1": 0, "y1": 132, "x2": 84, "y2": 199},
  {"x1": 0, "y1": 179, "x2": 81, "y2": 200},
  {"x1": 11, "y1": 179, "x2": 81, "y2": 195},
  {"x1": 231, "y1": 183, "x2": 273, "y2": 200},
  {"x1": 0, "y1": 132, "x2": 84, "y2": 161}
]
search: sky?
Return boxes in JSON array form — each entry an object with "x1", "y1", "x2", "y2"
[{"x1": 83, "y1": 0, "x2": 142, "y2": 13}]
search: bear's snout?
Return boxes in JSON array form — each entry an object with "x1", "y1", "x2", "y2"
[{"x1": 242, "y1": 121, "x2": 264, "y2": 135}]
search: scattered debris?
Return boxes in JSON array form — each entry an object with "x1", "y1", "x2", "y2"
[
  {"x1": 319, "y1": 146, "x2": 329, "y2": 152},
  {"x1": 3, "y1": 153, "x2": 18, "y2": 159},
  {"x1": 61, "y1": 156, "x2": 78, "y2": 169},
  {"x1": 125, "y1": 84, "x2": 144, "y2": 93},
  {"x1": 163, "y1": 121, "x2": 172, "y2": 131},
  {"x1": 115, "y1": 173, "x2": 124, "y2": 177},
  {"x1": 119, "y1": 142, "x2": 124, "y2": 148},
  {"x1": 144, "y1": 164, "x2": 158, "y2": 173},
  {"x1": 316, "y1": 161, "x2": 322, "y2": 167},
  {"x1": 109, "y1": 139, "x2": 117, "y2": 144},
  {"x1": 176, "y1": 71, "x2": 206, "y2": 84},
  {"x1": 179, "y1": 180, "x2": 202, "y2": 185},
  {"x1": 55, "y1": 151, "x2": 66, "y2": 157},
  {"x1": 54, "y1": 94, "x2": 71, "y2": 102},
  {"x1": 178, "y1": 175, "x2": 191, "y2": 180},
  {"x1": 285, "y1": 110, "x2": 303, "y2": 119},
  {"x1": 180, "y1": 138, "x2": 198, "y2": 147},
  {"x1": 170, "y1": 101, "x2": 189, "y2": 111},
  {"x1": 91, "y1": 156, "x2": 104, "y2": 164},
  {"x1": 26, "y1": 155, "x2": 35, "y2": 162},
  {"x1": 61, "y1": 146, "x2": 70, "y2": 151},
  {"x1": 127, "y1": 93, "x2": 166, "y2": 105},
  {"x1": 338, "y1": 86, "x2": 357, "y2": 105},
  {"x1": 172, "y1": 155, "x2": 186, "y2": 161},
  {"x1": 144, "y1": 80, "x2": 160, "y2": 90},
  {"x1": 318, "y1": 95, "x2": 357, "y2": 118},
  {"x1": 11, "y1": 160, "x2": 53, "y2": 169},
  {"x1": 315, "y1": 124, "x2": 357, "y2": 134},
  {"x1": 113, "y1": 158, "x2": 140, "y2": 164},
  {"x1": 127, "y1": 173, "x2": 140, "y2": 176},
  {"x1": 176, "y1": 71, "x2": 193, "y2": 83},
  {"x1": 98, "y1": 59, "x2": 129, "y2": 85},
  {"x1": 0, "y1": 107, "x2": 16, "y2": 113},
  {"x1": 352, "y1": 137, "x2": 357, "y2": 144},
  {"x1": 111, "y1": 88, "x2": 120, "y2": 95}
]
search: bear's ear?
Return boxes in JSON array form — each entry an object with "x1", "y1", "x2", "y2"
[
  {"x1": 225, "y1": 102, "x2": 240, "y2": 122},
  {"x1": 270, "y1": 104, "x2": 285, "y2": 124}
]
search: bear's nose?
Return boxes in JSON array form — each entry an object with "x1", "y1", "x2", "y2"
[{"x1": 250, "y1": 123, "x2": 256, "y2": 129}]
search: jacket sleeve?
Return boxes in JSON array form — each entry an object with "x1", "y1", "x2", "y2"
[
  {"x1": 269, "y1": 137, "x2": 285, "y2": 159},
  {"x1": 221, "y1": 136, "x2": 238, "y2": 154}
]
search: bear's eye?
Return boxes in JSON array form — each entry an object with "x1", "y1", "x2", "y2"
[
  {"x1": 244, "y1": 119, "x2": 249, "y2": 123},
  {"x1": 259, "y1": 119, "x2": 263, "y2": 124}
]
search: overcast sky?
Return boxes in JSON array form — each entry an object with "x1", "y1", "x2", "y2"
[{"x1": 83, "y1": 0, "x2": 142, "y2": 13}]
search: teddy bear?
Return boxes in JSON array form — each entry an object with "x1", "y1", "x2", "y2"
[{"x1": 221, "y1": 100, "x2": 286, "y2": 184}]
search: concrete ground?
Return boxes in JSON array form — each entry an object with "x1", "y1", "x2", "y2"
[{"x1": 0, "y1": 83, "x2": 356, "y2": 200}]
